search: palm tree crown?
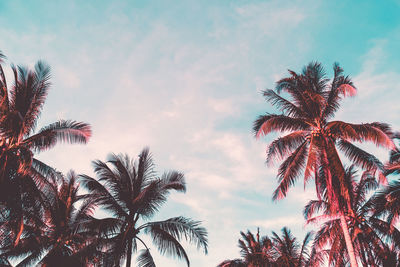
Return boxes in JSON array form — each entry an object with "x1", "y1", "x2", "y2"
[
  {"x1": 0, "y1": 51, "x2": 91, "y2": 248},
  {"x1": 80, "y1": 148, "x2": 208, "y2": 267},
  {"x1": 253, "y1": 62, "x2": 393, "y2": 203},
  {"x1": 304, "y1": 166, "x2": 400, "y2": 266},
  {"x1": 218, "y1": 227, "x2": 313, "y2": 267},
  {"x1": 1, "y1": 172, "x2": 99, "y2": 267}
]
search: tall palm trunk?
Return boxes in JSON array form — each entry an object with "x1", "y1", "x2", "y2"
[
  {"x1": 324, "y1": 138, "x2": 358, "y2": 267},
  {"x1": 339, "y1": 211, "x2": 358, "y2": 267},
  {"x1": 126, "y1": 238, "x2": 132, "y2": 267}
]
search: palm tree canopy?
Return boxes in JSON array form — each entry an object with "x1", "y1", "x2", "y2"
[
  {"x1": 305, "y1": 166, "x2": 400, "y2": 266},
  {"x1": 0, "y1": 52, "x2": 91, "y2": 249},
  {"x1": 0, "y1": 54, "x2": 91, "y2": 185},
  {"x1": 80, "y1": 148, "x2": 208, "y2": 267},
  {"x1": 253, "y1": 62, "x2": 394, "y2": 208},
  {"x1": 218, "y1": 227, "x2": 313, "y2": 267},
  {"x1": 0, "y1": 171, "x2": 100, "y2": 267}
]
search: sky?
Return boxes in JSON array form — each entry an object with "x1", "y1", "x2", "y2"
[{"x1": 1, "y1": 0, "x2": 400, "y2": 266}]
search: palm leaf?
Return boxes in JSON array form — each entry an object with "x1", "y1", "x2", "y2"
[
  {"x1": 144, "y1": 225, "x2": 190, "y2": 266},
  {"x1": 137, "y1": 249, "x2": 156, "y2": 267},
  {"x1": 262, "y1": 89, "x2": 304, "y2": 117},
  {"x1": 23, "y1": 120, "x2": 91, "y2": 152},
  {"x1": 21, "y1": 61, "x2": 51, "y2": 136},
  {"x1": 273, "y1": 142, "x2": 308, "y2": 200},
  {"x1": 142, "y1": 216, "x2": 208, "y2": 254},
  {"x1": 266, "y1": 131, "x2": 307, "y2": 165},
  {"x1": 327, "y1": 121, "x2": 395, "y2": 149},
  {"x1": 337, "y1": 140, "x2": 385, "y2": 173},
  {"x1": 253, "y1": 114, "x2": 309, "y2": 138},
  {"x1": 79, "y1": 174, "x2": 128, "y2": 219}
]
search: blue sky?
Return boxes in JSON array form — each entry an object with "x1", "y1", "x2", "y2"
[{"x1": 1, "y1": 0, "x2": 400, "y2": 266}]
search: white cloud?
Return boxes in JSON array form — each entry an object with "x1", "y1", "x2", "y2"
[{"x1": 0, "y1": 1, "x2": 319, "y2": 266}]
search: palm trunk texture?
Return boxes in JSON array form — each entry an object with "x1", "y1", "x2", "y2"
[
  {"x1": 339, "y1": 211, "x2": 358, "y2": 267},
  {"x1": 126, "y1": 238, "x2": 132, "y2": 267},
  {"x1": 325, "y1": 139, "x2": 359, "y2": 267}
]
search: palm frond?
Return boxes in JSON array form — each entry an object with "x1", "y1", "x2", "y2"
[
  {"x1": 160, "y1": 171, "x2": 186, "y2": 192},
  {"x1": 21, "y1": 61, "x2": 51, "y2": 136},
  {"x1": 266, "y1": 131, "x2": 307, "y2": 165},
  {"x1": 371, "y1": 180, "x2": 400, "y2": 224},
  {"x1": 136, "y1": 147, "x2": 156, "y2": 189},
  {"x1": 107, "y1": 153, "x2": 134, "y2": 198},
  {"x1": 137, "y1": 249, "x2": 156, "y2": 267},
  {"x1": 144, "y1": 225, "x2": 190, "y2": 266},
  {"x1": 142, "y1": 216, "x2": 208, "y2": 254},
  {"x1": 253, "y1": 114, "x2": 309, "y2": 138},
  {"x1": 262, "y1": 89, "x2": 304, "y2": 117},
  {"x1": 79, "y1": 174, "x2": 128, "y2": 219},
  {"x1": 337, "y1": 140, "x2": 385, "y2": 173},
  {"x1": 273, "y1": 142, "x2": 308, "y2": 200},
  {"x1": 23, "y1": 120, "x2": 91, "y2": 152},
  {"x1": 327, "y1": 121, "x2": 395, "y2": 149},
  {"x1": 298, "y1": 231, "x2": 313, "y2": 267},
  {"x1": 304, "y1": 199, "x2": 328, "y2": 221}
]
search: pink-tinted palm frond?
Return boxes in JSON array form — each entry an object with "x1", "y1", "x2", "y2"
[
  {"x1": 266, "y1": 131, "x2": 307, "y2": 165},
  {"x1": 327, "y1": 121, "x2": 395, "y2": 149},
  {"x1": 304, "y1": 136, "x2": 320, "y2": 186},
  {"x1": 337, "y1": 140, "x2": 385, "y2": 174},
  {"x1": 273, "y1": 142, "x2": 308, "y2": 200},
  {"x1": 253, "y1": 114, "x2": 309, "y2": 138}
]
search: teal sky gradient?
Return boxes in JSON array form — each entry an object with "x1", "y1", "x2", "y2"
[{"x1": 1, "y1": 1, "x2": 400, "y2": 266}]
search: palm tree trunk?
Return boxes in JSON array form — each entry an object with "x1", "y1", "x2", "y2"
[
  {"x1": 126, "y1": 238, "x2": 133, "y2": 267},
  {"x1": 324, "y1": 138, "x2": 358, "y2": 267},
  {"x1": 339, "y1": 211, "x2": 358, "y2": 267}
]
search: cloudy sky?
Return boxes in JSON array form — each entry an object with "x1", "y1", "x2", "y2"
[{"x1": 1, "y1": 0, "x2": 400, "y2": 266}]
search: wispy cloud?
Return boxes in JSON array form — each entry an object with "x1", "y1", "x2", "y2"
[{"x1": 1, "y1": 1, "x2": 399, "y2": 266}]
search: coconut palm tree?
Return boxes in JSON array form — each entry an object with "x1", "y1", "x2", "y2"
[
  {"x1": 272, "y1": 227, "x2": 313, "y2": 267},
  {"x1": 304, "y1": 166, "x2": 400, "y2": 266},
  {"x1": 0, "y1": 52, "x2": 91, "y2": 246},
  {"x1": 79, "y1": 148, "x2": 208, "y2": 267},
  {"x1": 218, "y1": 227, "x2": 313, "y2": 267},
  {"x1": 236, "y1": 228, "x2": 275, "y2": 267},
  {"x1": 253, "y1": 62, "x2": 394, "y2": 267},
  {"x1": 216, "y1": 229, "x2": 273, "y2": 267},
  {"x1": 0, "y1": 171, "x2": 100, "y2": 266}
]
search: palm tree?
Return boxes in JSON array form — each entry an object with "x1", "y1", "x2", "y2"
[
  {"x1": 0, "y1": 171, "x2": 100, "y2": 266},
  {"x1": 253, "y1": 62, "x2": 394, "y2": 267},
  {"x1": 272, "y1": 227, "x2": 313, "y2": 267},
  {"x1": 79, "y1": 148, "x2": 208, "y2": 267},
  {"x1": 218, "y1": 227, "x2": 313, "y2": 267},
  {"x1": 0, "y1": 51, "x2": 91, "y2": 246},
  {"x1": 236, "y1": 228, "x2": 275, "y2": 267},
  {"x1": 217, "y1": 229, "x2": 273, "y2": 267},
  {"x1": 304, "y1": 166, "x2": 400, "y2": 266}
]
